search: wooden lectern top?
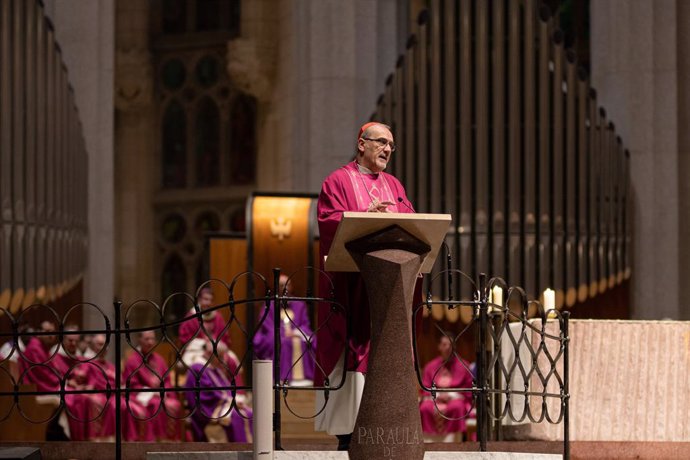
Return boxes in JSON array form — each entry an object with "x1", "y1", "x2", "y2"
[{"x1": 324, "y1": 212, "x2": 452, "y2": 273}]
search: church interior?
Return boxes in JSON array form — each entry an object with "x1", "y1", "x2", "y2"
[{"x1": 1, "y1": 0, "x2": 689, "y2": 458}]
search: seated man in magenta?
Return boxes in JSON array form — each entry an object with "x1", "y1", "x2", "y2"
[
  {"x1": 179, "y1": 286, "x2": 241, "y2": 373},
  {"x1": 122, "y1": 330, "x2": 183, "y2": 441},
  {"x1": 419, "y1": 333, "x2": 474, "y2": 441},
  {"x1": 253, "y1": 274, "x2": 315, "y2": 385}
]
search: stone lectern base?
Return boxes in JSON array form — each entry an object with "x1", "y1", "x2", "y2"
[
  {"x1": 325, "y1": 216, "x2": 452, "y2": 459},
  {"x1": 347, "y1": 248, "x2": 426, "y2": 460}
]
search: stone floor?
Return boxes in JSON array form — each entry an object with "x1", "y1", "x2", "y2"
[{"x1": 3, "y1": 441, "x2": 690, "y2": 459}]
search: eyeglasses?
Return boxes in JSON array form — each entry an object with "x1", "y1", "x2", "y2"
[{"x1": 362, "y1": 137, "x2": 396, "y2": 152}]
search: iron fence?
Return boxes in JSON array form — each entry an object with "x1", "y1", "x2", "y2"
[
  {"x1": 0, "y1": 267, "x2": 568, "y2": 459},
  {"x1": 415, "y1": 270, "x2": 569, "y2": 458}
]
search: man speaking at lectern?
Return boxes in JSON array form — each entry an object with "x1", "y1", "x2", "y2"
[{"x1": 314, "y1": 122, "x2": 416, "y2": 450}]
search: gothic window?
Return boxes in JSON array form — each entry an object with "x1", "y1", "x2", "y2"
[
  {"x1": 162, "y1": 0, "x2": 187, "y2": 34},
  {"x1": 195, "y1": 97, "x2": 220, "y2": 187},
  {"x1": 195, "y1": 55, "x2": 219, "y2": 87},
  {"x1": 161, "y1": 58, "x2": 186, "y2": 91},
  {"x1": 157, "y1": 53, "x2": 257, "y2": 189},
  {"x1": 161, "y1": 253, "x2": 187, "y2": 321},
  {"x1": 161, "y1": 213, "x2": 187, "y2": 244},
  {"x1": 162, "y1": 101, "x2": 187, "y2": 188},
  {"x1": 229, "y1": 93, "x2": 257, "y2": 185},
  {"x1": 158, "y1": 205, "x2": 243, "y2": 328},
  {"x1": 155, "y1": 0, "x2": 248, "y2": 317},
  {"x1": 158, "y1": 0, "x2": 240, "y2": 36},
  {"x1": 196, "y1": 0, "x2": 221, "y2": 31}
]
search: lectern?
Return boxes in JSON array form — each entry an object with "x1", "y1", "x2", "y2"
[{"x1": 326, "y1": 212, "x2": 452, "y2": 460}]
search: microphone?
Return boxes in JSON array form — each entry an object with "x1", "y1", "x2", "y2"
[{"x1": 397, "y1": 196, "x2": 415, "y2": 212}]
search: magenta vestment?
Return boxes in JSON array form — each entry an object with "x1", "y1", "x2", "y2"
[
  {"x1": 123, "y1": 350, "x2": 183, "y2": 441},
  {"x1": 18, "y1": 338, "x2": 61, "y2": 390},
  {"x1": 253, "y1": 300, "x2": 315, "y2": 382},
  {"x1": 419, "y1": 355, "x2": 474, "y2": 434},
  {"x1": 179, "y1": 310, "x2": 231, "y2": 346},
  {"x1": 86, "y1": 356, "x2": 149, "y2": 441},
  {"x1": 19, "y1": 339, "x2": 92, "y2": 440},
  {"x1": 316, "y1": 161, "x2": 416, "y2": 385},
  {"x1": 52, "y1": 350, "x2": 103, "y2": 441},
  {"x1": 179, "y1": 310, "x2": 242, "y2": 378}
]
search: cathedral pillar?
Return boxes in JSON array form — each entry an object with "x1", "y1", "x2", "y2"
[
  {"x1": 114, "y1": 0, "x2": 156, "y2": 303},
  {"x1": 591, "y1": 0, "x2": 689, "y2": 319},
  {"x1": 263, "y1": 0, "x2": 406, "y2": 193},
  {"x1": 44, "y1": 0, "x2": 116, "y2": 326}
]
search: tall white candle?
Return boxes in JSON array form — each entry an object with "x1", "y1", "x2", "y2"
[
  {"x1": 543, "y1": 288, "x2": 555, "y2": 310},
  {"x1": 491, "y1": 286, "x2": 503, "y2": 307}
]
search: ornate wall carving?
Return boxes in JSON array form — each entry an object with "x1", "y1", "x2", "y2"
[{"x1": 115, "y1": 46, "x2": 153, "y2": 112}]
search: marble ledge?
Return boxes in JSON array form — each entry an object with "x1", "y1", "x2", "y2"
[{"x1": 148, "y1": 451, "x2": 561, "y2": 460}]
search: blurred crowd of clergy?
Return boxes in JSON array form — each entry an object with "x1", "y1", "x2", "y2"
[{"x1": 1, "y1": 284, "x2": 475, "y2": 443}]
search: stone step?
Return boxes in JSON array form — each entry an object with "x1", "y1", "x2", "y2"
[
  {"x1": 279, "y1": 391, "x2": 331, "y2": 441},
  {"x1": 148, "y1": 451, "x2": 561, "y2": 460}
]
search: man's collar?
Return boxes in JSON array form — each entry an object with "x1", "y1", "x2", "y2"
[{"x1": 355, "y1": 161, "x2": 377, "y2": 175}]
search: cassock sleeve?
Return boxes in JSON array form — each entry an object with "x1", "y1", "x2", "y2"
[
  {"x1": 122, "y1": 355, "x2": 138, "y2": 386},
  {"x1": 317, "y1": 173, "x2": 349, "y2": 255},
  {"x1": 178, "y1": 314, "x2": 197, "y2": 344},
  {"x1": 20, "y1": 340, "x2": 63, "y2": 391}
]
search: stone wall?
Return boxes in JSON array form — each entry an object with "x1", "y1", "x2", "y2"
[{"x1": 506, "y1": 319, "x2": 690, "y2": 441}]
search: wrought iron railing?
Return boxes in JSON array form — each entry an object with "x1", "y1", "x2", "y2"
[
  {"x1": 415, "y1": 270, "x2": 569, "y2": 458},
  {"x1": 0, "y1": 267, "x2": 568, "y2": 459}
]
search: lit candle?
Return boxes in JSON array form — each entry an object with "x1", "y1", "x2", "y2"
[
  {"x1": 491, "y1": 286, "x2": 503, "y2": 308},
  {"x1": 544, "y1": 288, "x2": 556, "y2": 319},
  {"x1": 543, "y1": 288, "x2": 555, "y2": 310}
]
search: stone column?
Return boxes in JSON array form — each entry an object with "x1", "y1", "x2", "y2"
[
  {"x1": 228, "y1": 0, "x2": 280, "y2": 191},
  {"x1": 591, "y1": 0, "x2": 689, "y2": 319},
  {"x1": 44, "y1": 0, "x2": 116, "y2": 326},
  {"x1": 266, "y1": 0, "x2": 404, "y2": 193},
  {"x1": 114, "y1": 0, "x2": 156, "y2": 304}
]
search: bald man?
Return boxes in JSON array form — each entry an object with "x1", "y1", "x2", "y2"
[{"x1": 314, "y1": 122, "x2": 417, "y2": 449}]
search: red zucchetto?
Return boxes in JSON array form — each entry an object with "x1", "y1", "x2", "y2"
[{"x1": 358, "y1": 122, "x2": 382, "y2": 139}]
